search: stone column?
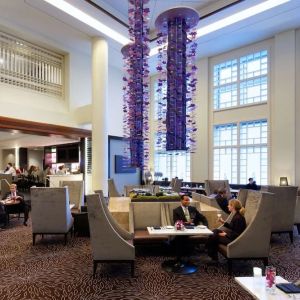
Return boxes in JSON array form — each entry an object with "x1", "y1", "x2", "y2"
[{"x1": 91, "y1": 37, "x2": 108, "y2": 195}]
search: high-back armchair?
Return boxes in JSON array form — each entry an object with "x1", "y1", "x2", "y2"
[
  {"x1": 87, "y1": 194, "x2": 135, "y2": 277},
  {"x1": 294, "y1": 191, "x2": 300, "y2": 234},
  {"x1": 1, "y1": 179, "x2": 11, "y2": 200},
  {"x1": 59, "y1": 180, "x2": 84, "y2": 211},
  {"x1": 95, "y1": 190, "x2": 133, "y2": 240},
  {"x1": 30, "y1": 187, "x2": 74, "y2": 245},
  {"x1": 266, "y1": 186, "x2": 298, "y2": 243},
  {"x1": 205, "y1": 180, "x2": 231, "y2": 199},
  {"x1": 108, "y1": 178, "x2": 121, "y2": 197},
  {"x1": 218, "y1": 190, "x2": 273, "y2": 275},
  {"x1": 172, "y1": 179, "x2": 182, "y2": 193},
  {"x1": 0, "y1": 174, "x2": 12, "y2": 185}
]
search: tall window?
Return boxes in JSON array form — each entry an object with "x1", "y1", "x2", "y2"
[
  {"x1": 213, "y1": 50, "x2": 268, "y2": 110},
  {"x1": 154, "y1": 133, "x2": 190, "y2": 181},
  {"x1": 213, "y1": 120, "x2": 268, "y2": 185}
]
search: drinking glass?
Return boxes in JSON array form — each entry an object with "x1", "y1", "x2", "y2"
[{"x1": 265, "y1": 266, "x2": 276, "y2": 293}]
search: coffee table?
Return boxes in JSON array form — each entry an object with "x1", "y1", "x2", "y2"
[
  {"x1": 235, "y1": 276, "x2": 299, "y2": 299},
  {"x1": 147, "y1": 226, "x2": 213, "y2": 274}
]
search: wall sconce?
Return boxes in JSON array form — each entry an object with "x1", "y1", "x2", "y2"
[{"x1": 279, "y1": 177, "x2": 288, "y2": 186}]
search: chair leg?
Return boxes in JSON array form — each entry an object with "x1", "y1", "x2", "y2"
[
  {"x1": 131, "y1": 261, "x2": 135, "y2": 278},
  {"x1": 64, "y1": 233, "x2": 67, "y2": 245},
  {"x1": 289, "y1": 231, "x2": 293, "y2": 243},
  {"x1": 263, "y1": 257, "x2": 268, "y2": 266},
  {"x1": 296, "y1": 224, "x2": 300, "y2": 235},
  {"x1": 93, "y1": 261, "x2": 97, "y2": 278},
  {"x1": 33, "y1": 233, "x2": 36, "y2": 246},
  {"x1": 227, "y1": 259, "x2": 233, "y2": 276}
]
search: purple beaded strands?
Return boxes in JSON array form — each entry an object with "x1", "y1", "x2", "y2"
[
  {"x1": 122, "y1": 0, "x2": 150, "y2": 169},
  {"x1": 155, "y1": 7, "x2": 199, "y2": 153}
]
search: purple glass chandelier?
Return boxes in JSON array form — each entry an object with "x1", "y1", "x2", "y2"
[
  {"x1": 155, "y1": 7, "x2": 199, "y2": 152},
  {"x1": 122, "y1": 0, "x2": 150, "y2": 168}
]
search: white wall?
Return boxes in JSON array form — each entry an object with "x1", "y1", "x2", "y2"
[
  {"x1": 2, "y1": 149, "x2": 15, "y2": 169},
  {"x1": 28, "y1": 149, "x2": 44, "y2": 172},
  {"x1": 107, "y1": 65, "x2": 124, "y2": 136}
]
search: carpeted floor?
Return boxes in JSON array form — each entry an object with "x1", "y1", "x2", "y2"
[{"x1": 0, "y1": 219, "x2": 299, "y2": 300}]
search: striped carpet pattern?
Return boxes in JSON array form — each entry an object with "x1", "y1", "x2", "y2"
[{"x1": 0, "y1": 220, "x2": 299, "y2": 300}]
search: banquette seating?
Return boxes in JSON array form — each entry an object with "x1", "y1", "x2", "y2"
[
  {"x1": 87, "y1": 193, "x2": 135, "y2": 277},
  {"x1": 129, "y1": 201, "x2": 169, "y2": 244},
  {"x1": 30, "y1": 187, "x2": 74, "y2": 245},
  {"x1": 218, "y1": 190, "x2": 274, "y2": 275}
]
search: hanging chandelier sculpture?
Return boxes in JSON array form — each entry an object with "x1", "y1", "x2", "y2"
[
  {"x1": 155, "y1": 7, "x2": 199, "y2": 152},
  {"x1": 122, "y1": 0, "x2": 150, "y2": 169}
]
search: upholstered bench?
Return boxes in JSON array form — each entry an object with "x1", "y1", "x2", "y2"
[{"x1": 129, "y1": 202, "x2": 169, "y2": 244}]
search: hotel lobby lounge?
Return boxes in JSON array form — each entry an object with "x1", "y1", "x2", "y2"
[{"x1": 0, "y1": 0, "x2": 300, "y2": 299}]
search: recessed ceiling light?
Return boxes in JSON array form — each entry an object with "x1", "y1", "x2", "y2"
[
  {"x1": 43, "y1": 0, "x2": 130, "y2": 45},
  {"x1": 150, "y1": 0, "x2": 290, "y2": 56}
]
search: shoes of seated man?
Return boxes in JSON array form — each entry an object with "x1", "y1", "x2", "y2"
[{"x1": 23, "y1": 221, "x2": 28, "y2": 226}]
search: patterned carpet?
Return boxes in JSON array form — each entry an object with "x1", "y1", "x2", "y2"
[{"x1": 0, "y1": 219, "x2": 299, "y2": 300}]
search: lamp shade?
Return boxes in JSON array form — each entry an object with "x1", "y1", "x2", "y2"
[{"x1": 279, "y1": 177, "x2": 288, "y2": 186}]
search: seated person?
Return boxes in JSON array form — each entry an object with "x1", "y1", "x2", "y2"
[
  {"x1": 246, "y1": 177, "x2": 258, "y2": 190},
  {"x1": 215, "y1": 188, "x2": 230, "y2": 214},
  {"x1": 206, "y1": 199, "x2": 246, "y2": 262},
  {"x1": 3, "y1": 184, "x2": 29, "y2": 226},
  {"x1": 172, "y1": 195, "x2": 208, "y2": 261},
  {"x1": 173, "y1": 194, "x2": 208, "y2": 226}
]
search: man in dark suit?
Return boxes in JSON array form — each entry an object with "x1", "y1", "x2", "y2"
[
  {"x1": 3, "y1": 184, "x2": 29, "y2": 226},
  {"x1": 173, "y1": 194, "x2": 208, "y2": 226},
  {"x1": 171, "y1": 195, "x2": 208, "y2": 263}
]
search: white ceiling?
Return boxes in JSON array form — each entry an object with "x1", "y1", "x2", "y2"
[
  {"x1": 0, "y1": 131, "x2": 79, "y2": 150},
  {"x1": 0, "y1": 0, "x2": 300, "y2": 147}
]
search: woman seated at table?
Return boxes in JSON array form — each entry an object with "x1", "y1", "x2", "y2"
[
  {"x1": 2, "y1": 184, "x2": 29, "y2": 226},
  {"x1": 205, "y1": 199, "x2": 246, "y2": 262}
]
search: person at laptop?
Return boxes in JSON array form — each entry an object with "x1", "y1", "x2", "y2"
[
  {"x1": 3, "y1": 184, "x2": 29, "y2": 226},
  {"x1": 173, "y1": 194, "x2": 208, "y2": 226},
  {"x1": 215, "y1": 188, "x2": 230, "y2": 214}
]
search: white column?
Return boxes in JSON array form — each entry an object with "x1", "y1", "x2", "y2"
[
  {"x1": 91, "y1": 38, "x2": 108, "y2": 195},
  {"x1": 191, "y1": 58, "x2": 209, "y2": 182},
  {"x1": 271, "y1": 30, "x2": 296, "y2": 185},
  {"x1": 295, "y1": 29, "x2": 300, "y2": 186}
]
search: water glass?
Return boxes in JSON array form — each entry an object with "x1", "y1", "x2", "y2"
[{"x1": 265, "y1": 266, "x2": 276, "y2": 293}]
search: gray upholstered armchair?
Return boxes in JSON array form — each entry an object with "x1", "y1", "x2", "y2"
[
  {"x1": 108, "y1": 178, "x2": 121, "y2": 197},
  {"x1": 87, "y1": 194, "x2": 135, "y2": 277},
  {"x1": 204, "y1": 180, "x2": 232, "y2": 200},
  {"x1": 31, "y1": 187, "x2": 74, "y2": 245},
  {"x1": 294, "y1": 193, "x2": 300, "y2": 234},
  {"x1": 266, "y1": 186, "x2": 298, "y2": 243},
  {"x1": 60, "y1": 180, "x2": 84, "y2": 211},
  {"x1": 218, "y1": 190, "x2": 274, "y2": 275},
  {"x1": 1, "y1": 179, "x2": 11, "y2": 200},
  {"x1": 95, "y1": 190, "x2": 133, "y2": 240}
]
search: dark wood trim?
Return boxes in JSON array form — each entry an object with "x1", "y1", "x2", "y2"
[{"x1": 0, "y1": 116, "x2": 91, "y2": 139}]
